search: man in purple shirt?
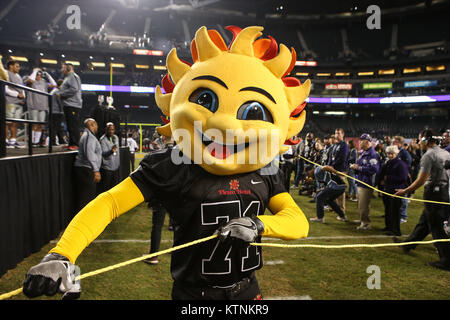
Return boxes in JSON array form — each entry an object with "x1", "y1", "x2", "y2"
[{"x1": 350, "y1": 134, "x2": 380, "y2": 230}]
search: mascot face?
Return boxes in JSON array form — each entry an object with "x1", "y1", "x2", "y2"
[{"x1": 156, "y1": 26, "x2": 311, "y2": 175}]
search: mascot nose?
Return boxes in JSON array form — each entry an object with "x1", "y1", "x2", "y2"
[{"x1": 206, "y1": 114, "x2": 242, "y2": 132}]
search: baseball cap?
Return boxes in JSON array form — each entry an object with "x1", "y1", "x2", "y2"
[{"x1": 360, "y1": 133, "x2": 372, "y2": 141}]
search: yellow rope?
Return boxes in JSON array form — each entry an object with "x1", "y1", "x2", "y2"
[
  {"x1": 298, "y1": 155, "x2": 450, "y2": 205},
  {"x1": 2, "y1": 235, "x2": 449, "y2": 300},
  {"x1": 251, "y1": 238, "x2": 450, "y2": 249}
]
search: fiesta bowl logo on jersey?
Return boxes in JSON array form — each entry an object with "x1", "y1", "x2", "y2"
[
  {"x1": 218, "y1": 179, "x2": 251, "y2": 195},
  {"x1": 229, "y1": 179, "x2": 239, "y2": 190}
]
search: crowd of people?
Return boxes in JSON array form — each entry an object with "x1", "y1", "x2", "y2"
[
  {"x1": 280, "y1": 127, "x2": 450, "y2": 270},
  {"x1": 1, "y1": 58, "x2": 82, "y2": 150}
]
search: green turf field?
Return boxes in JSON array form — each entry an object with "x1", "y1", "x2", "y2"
[{"x1": 1, "y1": 157, "x2": 449, "y2": 300}]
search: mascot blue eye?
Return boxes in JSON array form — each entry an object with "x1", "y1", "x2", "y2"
[
  {"x1": 189, "y1": 88, "x2": 218, "y2": 113},
  {"x1": 237, "y1": 101, "x2": 273, "y2": 123}
]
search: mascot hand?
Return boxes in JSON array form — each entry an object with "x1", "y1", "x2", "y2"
[
  {"x1": 216, "y1": 216, "x2": 264, "y2": 243},
  {"x1": 23, "y1": 253, "x2": 81, "y2": 300}
]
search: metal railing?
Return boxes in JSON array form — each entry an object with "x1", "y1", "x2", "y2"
[{"x1": 0, "y1": 79, "x2": 54, "y2": 157}]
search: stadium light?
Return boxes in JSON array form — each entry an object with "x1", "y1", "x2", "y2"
[
  {"x1": 378, "y1": 69, "x2": 395, "y2": 75},
  {"x1": 295, "y1": 72, "x2": 309, "y2": 76},
  {"x1": 358, "y1": 71, "x2": 374, "y2": 76},
  {"x1": 153, "y1": 65, "x2": 167, "y2": 70},
  {"x1": 91, "y1": 62, "x2": 106, "y2": 67},
  {"x1": 65, "y1": 60, "x2": 80, "y2": 66},
  {"x1": 135, "y1": 64, "x2": 150, "y2": 69},
  {"x1": 41, "y1": 59, "x2": 58, "y2": 64},
  {"x1": 295, "y1": 60, "x2": 317, "y2": 67},
  {"x1": 403, "y1": 67, "x2": 421, "y2": 74},
  {"x1": 10, "y1": 56, "x2": 28, "y2": 62},
  {"x1": 426, "y1": 65, "x2": 445, "y2": 72},
  {"x1": 324, "y1": 111, "x2": 346, "y2": 115},
  {"x1": 111, "y1": 63, "x2": 125, "y2": 68},
  {"x1": 335, "y1": 72, "x2": 350, "y2": 76},
  {"x1": 316, "y1": 73, "x2": 331, "y2": 77}
]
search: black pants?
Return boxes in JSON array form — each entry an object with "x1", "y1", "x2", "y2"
[
  {"x1": 63, "y1": 106, "x2": 81, "y2": 147},
  {"x1": 383, "y1": 195, "x2": 402, "y2": 236},
  {"x1": 148, "y1": 202, "x2": 166, "y2": 254},
  {"x1": 130, "y1": 152, "x2": 135, "y2": 171},
  {"x1": 404, "y1": 186, "x2": 450, "y2": 265},
  {"x1": 316, "y1": 186, "x2": 346, "y2": 219},
  {"x1": 172, "y1": 274, "x2": 262, "y2": 300},
  {"x1": 280, "y1": 161, "x2": 294, "y2": 191},
  {"x1": 98, "y1": 168, "x2": 120, "y2": 194},
  {"x1": 50, "y1": 113, "x2": 66, "y2": 146},
  {"x1": 73, "y1": 166, "x2": 97, "y2": 213}
]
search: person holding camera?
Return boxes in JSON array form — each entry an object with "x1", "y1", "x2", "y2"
[
  {"x1": 98, "y1": 122, "x2": 120, "y2": 193},
  {"x1": 395, "y1": 129, "x2": 450, "y2": 271},
  {"x1": 25, "y1": 68, "x2": 56, "y2": 146}
]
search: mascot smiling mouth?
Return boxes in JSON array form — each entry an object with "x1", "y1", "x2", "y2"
[{"x1": 197, "y1": 128, "x2": 251, "y2": 159}]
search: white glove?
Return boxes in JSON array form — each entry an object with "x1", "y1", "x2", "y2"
[{"x1": 23, "y1": 253, "x2": 81, "y2": 300}]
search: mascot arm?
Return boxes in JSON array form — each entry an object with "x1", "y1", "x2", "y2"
[
  {"x1": 258, "y1": 192, "x2": 309, "y2": 240},
  {"x1": 49, "y1": 177, "x2": 145, "y2": 263}
]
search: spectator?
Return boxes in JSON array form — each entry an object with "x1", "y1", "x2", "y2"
[
  {"x1": 394, "y1": 129, "x2": 450, "y2": 271},
  {"x1": 375, "y1": 141, "x2": 387, "y2": 165},
  {"x1": 280, "y1": 145, "x2": 295, "y2": 191},
  {"x1": 441, "y1": 130, "x2": 450, "y2": 152},
  {"x1": 73, "y1": 118, "x2": 102, "y2": 212},
  {"x1": 126, "y1": 133, "x2": 139, "y2": 171},
  {"x1": 291, "y1": 135, "x2": 306, "y2": 188},
  {"x1": 347, "y1": 140, "x2": 358, "y2": 202},
  {"x1": 49, "y1": 79, "x2": 67, "y2": 146},
  {"x1": 310, "y1": 140, "x2": 324, "y2": 197},
  {"x1": 24, "y1": 68, "x2": 56, "y2": 146},
  {"x1": 4, "y1": 60, "x2": 25, "y2": 148},
  {"x1": 393, "y1": 136, "x2": 412, "y2": 223},
  {"x1": 310, "y1": 165, "x2": 348, "y2": 223},
  {"x1": 301, "y1": 132, "x2": 316, "y2": 175},
  {"x1": 327, "y1": 128, "x2": 349, "y2": 214},
  {"x1": 320, "y1": 134, "x2": 333, "y2": 166},
  {"x1": 377, "y1": 145, "x2": 409, "y2": 236},
  {"x1": 350, "y1": 133, "x2": 380, "y2": 230},
  {"x1": 98, "y1": 122, "x2": 120, "y2": 193},
  {"x1": 409, "y1": 139, "x2": 421, "y2": 182},
  {"x1": 58, "y1": 63, "x2": 82, "y2": 150}
]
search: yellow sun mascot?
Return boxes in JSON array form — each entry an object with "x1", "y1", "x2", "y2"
[{"x1": 23, "y1": 26, "x2": 311, "y2": 300}]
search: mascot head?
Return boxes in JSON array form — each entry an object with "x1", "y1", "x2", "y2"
[{"x1": 155, "y1": 26, "x2": 311, "y2": 175}]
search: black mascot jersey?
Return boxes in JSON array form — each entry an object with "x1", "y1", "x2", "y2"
[{"x1": 130, "y1": 147, "x2": 286, "y2": 287}]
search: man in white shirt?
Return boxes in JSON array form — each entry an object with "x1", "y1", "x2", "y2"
[{"x1": 126, "y1": 133, "x2": 139, "y2": 171}]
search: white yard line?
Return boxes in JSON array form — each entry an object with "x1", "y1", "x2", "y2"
[{"x1": 264, "y1": 260, "x2": 285, "y2": 265}]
